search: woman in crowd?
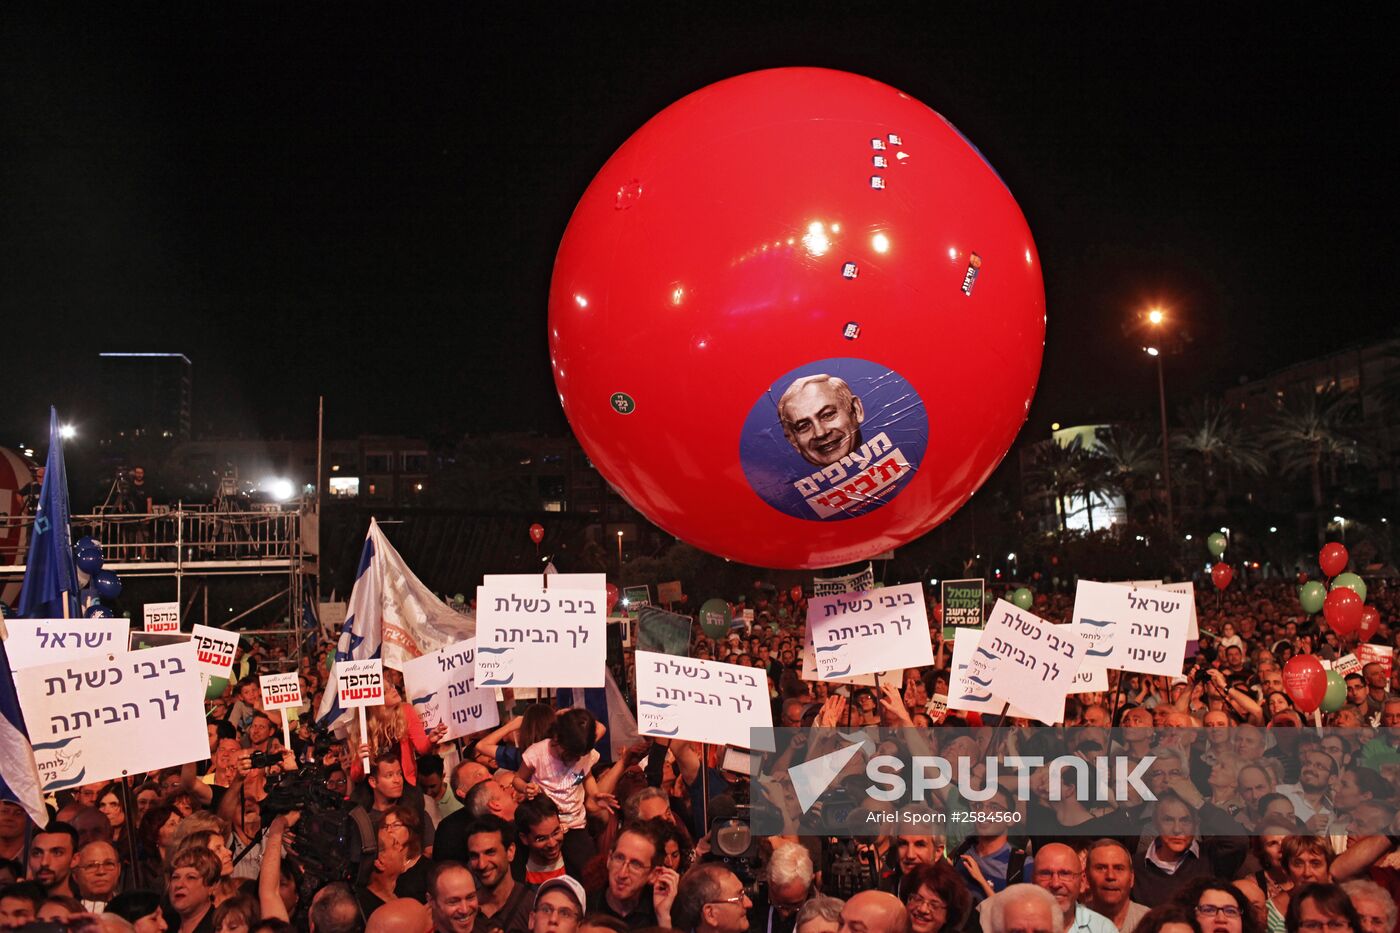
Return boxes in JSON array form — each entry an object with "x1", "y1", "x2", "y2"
[
  {"x1": 1285, "y1": 884, "x2": 1363, "y2": 933},
  {"x1": 349, "y1": 671, "x2": 443, "y2": 787},
  {"x1": 898, "y1": 862, "x2": 972, "y2": 933},
  {"x1": 1175, "y1": 879, "x2": 1264, "y2": 933}
]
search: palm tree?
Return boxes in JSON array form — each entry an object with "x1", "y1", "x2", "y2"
[
  {"x1": 1095, "y1": 426, "x2": 1157, "y2": 523},
  {"x1": 1260, "y1": 387, "x2": 1376, "y2": 546},
  {"x1": 1074, "y1": 451, "x2": 1117, "y2": 533},
  {"x1": 1171, "y1": 398, "x2": 1267, "y2": 523},
  {"x1": 1026, "y1": 436, "x2": 1086, "y2": 535}
]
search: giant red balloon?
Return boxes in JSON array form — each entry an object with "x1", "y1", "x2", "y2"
[
  {"x1": 1211, "y1": 562, "x2": 1234, "y2": 590},
  {"x1": 1324, "y1": 586, "x2": 1363, "y2": 637},
  {"x1": 1319, "y1": 542, "x2": 1349, "y2": 578},
  {"x1": 549, "y1": 68, "x2": 1045, "y2": 569},
  {"x1": 1282, "y1": 654, "x2": 1327, "y2": 714}
]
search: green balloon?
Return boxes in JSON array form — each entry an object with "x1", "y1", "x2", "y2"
[
  {"x1": 205, "y1": 675, "x2": 229, "y2": 700},
  {"x1": 1299, "y1": 580, "x2": 1327, "y2": 615},
  {"x1": 1011, "y1": 587, "x2": 1034, "y2": 610},
  {"x1": 1332, "y1": 572, "x2": 1367, "y2": 603},
  {"x1": 1320, "y1": 670, "x2": 1347, "y2": 713},
  {"x1": 1206, "y1": 532, "x2": 1228, "y2": 558},
  {"x1": 698, "y1": 598, "x2": 732, "y2": 639}
]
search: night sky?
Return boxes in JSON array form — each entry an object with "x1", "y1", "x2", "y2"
[{"x1": 3, "y1": 5, "x2": 1396, "y2": 447}]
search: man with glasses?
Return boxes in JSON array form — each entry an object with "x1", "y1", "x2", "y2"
[
  {"x1": 1027, "y1": 844, "x2": 1116, "y2": 933},
  {"x1": 672, "y1": 863, "x2": 752, "y2": 933},
  {"x1": 73, "y1": 840, "x2": 122, "y2": 912},
  {"x1": 466, "y1": 816, "x2": 532, "y2": 933},
  {"x1": 516, "y1": 797, "x2": 567, "y2": 886},
  {"x1": 530, "y1": 876, "x2": 585, "y2": 933},
  {"x1": 586, "y1": 819, "x2": 677, "y2": 928}
]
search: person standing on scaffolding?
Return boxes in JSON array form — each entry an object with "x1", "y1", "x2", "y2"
[{"x1": 121, "y1": 465, "x2": 153, "y2": 558}]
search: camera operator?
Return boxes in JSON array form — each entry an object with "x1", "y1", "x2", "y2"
[{"x1": 751, "y1": 842, "x2": 814, "y2": 933}]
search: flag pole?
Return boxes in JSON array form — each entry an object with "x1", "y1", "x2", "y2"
[{"x1": 359, "y1": 706, "x2": 371, "y2": 775}]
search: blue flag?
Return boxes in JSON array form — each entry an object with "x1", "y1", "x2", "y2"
[
  {"x1": 0, "y1": 636, "x2": 50, "y2": 825},
  {"x1": 17, "y1": 407, "x2": 78, "y2": 619}
]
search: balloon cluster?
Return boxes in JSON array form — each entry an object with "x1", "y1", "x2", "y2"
[
  {"x1": 1283, "y1": 542, "x2": 1380, "y2": 715},
  {"x1": 1206, "y1": 532, "x2": 1234, "y2": 590},
  {"x1": 74, "y1": 536, "x2": 122, "y2": 618}
]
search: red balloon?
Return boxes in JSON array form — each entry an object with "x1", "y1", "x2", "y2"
[
  {"x1": 1319, "y1": 542, "x2": 1349, "y2": 578},
  {"x1": 1296, "y1": 572, "x2": 1309, "y2": 585},
  {"x1": 790, "y1": 585, "x2": 804, "y2": 603},
  {"x1": 528, "y1": 523, "x2": 544, "y2": 545},
  {"x1": 1358, "y1": 604, "x2": 1380, "y2": 640},
  {"x1": 1282, "y1": 654, "x2": 1327, "y2": 714},
  {"x1": 605, "y1": 583, "x2": 620, "y2": 614},
  {"x1": 549, "y1": 68, "x2": 1044, "y2": 569},
  {"x1": 1211, "y1": 562, "x2": 1234, "y2": 590},
  {"x1": 1324, "y1": 586, "x2": 1363, "y2": 637}
]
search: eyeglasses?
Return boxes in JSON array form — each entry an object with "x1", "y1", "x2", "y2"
[
  {"x1": 1196, "y1": 905, "x2": 1242, "y2": 919},
  {"x1": 908, "y1": 895, "x2": 948, "y2": 914},
  {"x1": 534, "y1": 903, "x2": 579, "y2": 921},
  {"x1": 607, "y1": 852, "x2": 650, "y2": 876},
  {"x1": 1297, "y1": 921, "x2": 1352, "y2": 932},
  {"x1": 80, "y1": 861, "x2": 119, "y2": 872},
  {"x1": 707, "y1": 894, "x2": 749, "y2": 908}
]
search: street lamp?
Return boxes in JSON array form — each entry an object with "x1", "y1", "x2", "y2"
[
  {"x1": 616, "y1": 530, "x2": 624, "y2": 576},
  {"x1": 1143, "y1": 307, "x2": 1174, "y2": 541}
]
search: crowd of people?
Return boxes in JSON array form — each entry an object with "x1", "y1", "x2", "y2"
[{"x1": 1, "y1": 577, "x2": 1398, "y2": 933}]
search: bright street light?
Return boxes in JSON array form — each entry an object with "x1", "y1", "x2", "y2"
[
  {"x1": 59, "y1": 424, "x2": 77, "y2": 440},
  {"x1": 1147, "y1": 308, "x2": 1165, "y2": 325},
  {"x1": 1144, "y1": 346, "x2": 1160, "y2": 357}
]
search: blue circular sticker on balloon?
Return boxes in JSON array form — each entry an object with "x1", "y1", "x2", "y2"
[{"x1": 739, "y1": 358, "x2": 928, "y2": 521}]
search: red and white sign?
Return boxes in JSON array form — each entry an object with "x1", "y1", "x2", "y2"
[
  {"x1": 143, "y1": 602, "x2": 181, "y2": 634},
  {"x1": 190, "y1": 624, "x2": 239, "y2": 680},
  {"x1": 336, "y1": 658, "x2": 385, "y2": 707},
  {"x1": 259, "y1": 672, "x2": 303, "y2": 711}
]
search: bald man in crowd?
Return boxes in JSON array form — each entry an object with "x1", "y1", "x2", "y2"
[
  {"x1": 841, "y1": 891, "x2": 912, "y2": 933},
  {"x1": 367, "y1": 896, "x2": 431, "y2": 933}
]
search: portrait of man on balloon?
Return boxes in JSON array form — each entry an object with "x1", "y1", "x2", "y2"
[{"x1": 740, "y1": 356, "x2": 929, "y2": 524}]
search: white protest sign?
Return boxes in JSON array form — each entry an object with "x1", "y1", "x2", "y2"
[
  {"x1": 978, "y1": 600, "x2": 1085, "y2": 724},
  {"x1": 15, "y1": 642, "x2": 207, "y2": 791},
  {"x1": 260, "y1": 671, "x2": 302, "y2": 748},
  {"x1": 635, "y1": 650, "x2": 774, "y2": 750},
  {"x1": 1071, "y1": 580, "x2": 1191, "y2": 677},
  {"x1": 807, "y1": 582, "x2": 933, "y2": 680},
  {"x1": 800, "y1": 627, "x2": 900, "y2": 686},
  {"x1": 259, "y1": 672, "x2": 302, "y2": 711},
  {"x1": 1334, "y1": 653, "x2": 1362, "y2": 677},
  {"x1": 190, "y1": 624, "x2": 240, "y2": 680},
  {"x1": 475, "y1": 573, "x2": 606, "y2": 688},
  {"x1": 402, "y1": 639, "x2": 500, "y2": 741},
  {"x1": 812, "y1": 565, "x2": 875, "y2": 598},
  {"x1": 3, "y1": 619, "x2": 129, "y2": 671},
  {"x1": 927, "y1": 694, "x2": 949, "y2": 723},
  {"x1": 947, "y1": 635, "x2": 1003, "y2": 715},
  {"x1": 1356, "y1": 644, "x2": 1393, "y2": 681},
  {"x1": 1160, "y1": 581, "x2": 1200, "y2": 641},
  {"x1": 143, "y1": 602, "x2": 181, "y2": 633},
  {"x1": 335, "y1": 657, "x2": 384, "y2": 775},
  {"x1": 335, "y1": 658, "x2": 385, "y2": 708}
]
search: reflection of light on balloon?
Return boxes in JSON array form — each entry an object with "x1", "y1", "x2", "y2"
[
  {"x1": 1025, "y1": 250, "x2": 1033, "y2": 264},
  {"x1": 802, "y1": 221, "x2": 830, "y2": 256},
  {"x1": 947, "y1": 247, "x2": 958, "y2": 260},
  {"x1": 871, "y1": 233, "x2": 890, "y2": 254},
  {"x1": 671, "y1": 286, "x2": 685, "y2": 306},
  {"x1": 575, "y1": 294, "x2": 589, "y2": 308}
]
